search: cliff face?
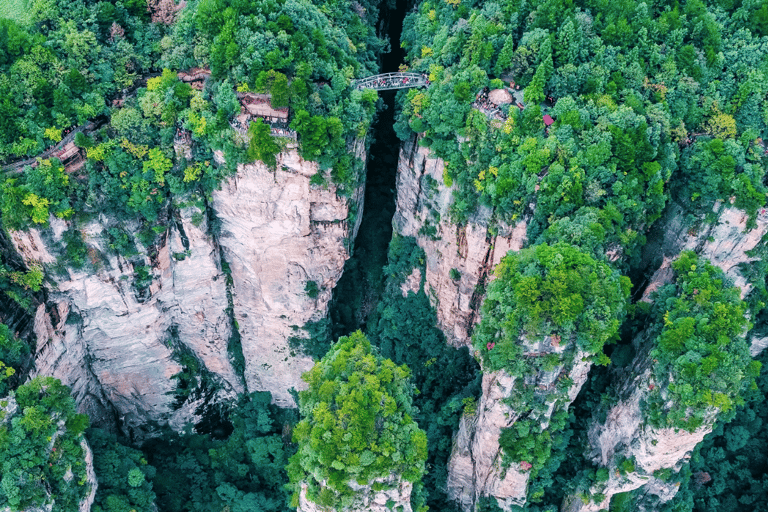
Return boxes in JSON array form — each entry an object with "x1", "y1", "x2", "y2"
[
  {"x1": 9, "y1": 144, "x2": 363, "y2": 434},
  {"x1": 211, "y1": 145, "x2": 364, "y2": 407},
  {"x1": 13, "y1": 206, "x2": 241, "y2": 437},
  {"x1": 561, "y1": 202, "x2": 768, "y2": 511},
  {"x1": 393, "y1": 136, "x2": 527, "y2": 347},
  {"x1": 394, "y1": 136, "x2": 545, "y2": 511},
  {"x1": 446, "y1": 345, "x2": 591, "y2": 511},
  {"x1": 641, "y1": 201, "x2": 768, "y2": 303},
  {"x1": 298, "y1": 476, "x2": 413, "y2": 512},
  {"x1": 561, "y1": 338, "x2": 712, "y2": 512},
  {"x1": 394, "y1": 131, "x2": 768, "y2": 511}
]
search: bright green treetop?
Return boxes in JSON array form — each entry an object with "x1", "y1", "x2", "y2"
[
  {"x1": 287, "y1": 331, "x2": 427, "y2": 509},
  {"x1": 647, "y1": 251, "x2": 761, "y2": 431},
  {"x1": 474, "y1": 243, "x2": 631, "y2": 374}
]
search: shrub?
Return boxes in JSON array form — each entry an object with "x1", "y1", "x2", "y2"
[{"x1": 304, "y1": 280, "x2": 319, "y2": 299}]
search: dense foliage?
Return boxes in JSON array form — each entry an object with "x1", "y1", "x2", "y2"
[
  {"x1": 469, "y1": 243, "x2": 627, "y2": 479},
  {"x1": 0, "y1": 0, "x2": 157, "y2": 160},
  {"x1": 159, "y1": 0, "x2": 382, "y2": 179},
  {"x1": 0, "y1": 377, "x2": 90, "y2": 511},
  {"x1": 474, "y1": 242, "x2": 630, "y2": 372},
  {"x1": 4, "y1": 0, "x2": 768, "y2": 509},
  {"x1": 664, "y1": 349, "x2": 768, "y2": 512},
  {"x1": 398, "y1": 0, "x2": 768, "y2": 261},
  {"x1": 367, "y1": 234, "x2": 481, "y2": 511},
  {"x1": 645, "y1": 251, "x2": 760, "y2": 431},
  {"x1": 395, "y1": 0, "x2": 768, "y2": 504},
  {"x1": 87, "y1": 428, "x2": 157, "y2": 512},
  {"x1": 144, "y1": 392, "x2": 294, "y2": 512},
  {"x1": 1, "y1": 0, "x2": 382, "y2": 271},
  {"x1": 287, "y1": 331, "x2": 427, "y2": 509},
  {"x1": 0, "y1": 323, "x2": 27, "y2": 396}
]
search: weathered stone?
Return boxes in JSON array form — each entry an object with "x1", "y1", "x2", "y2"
[
  {"x1": 392, "y1": 136, "x2": 526, "y2": 348},
  {"x1": 642, "y1": 202, "x2": 768, "y2": 301},
  {"x1": 211, "y1": 146, "x2": 363, "y2": 408},
  {"x1": 298, "y1": 475, "x2": 413, "y2": 512},
  {"x1": 446, "y1": 346, "x2": 592, "y2": 511},
  {"x1": 10, "y1": 141, "x2": 364, "y2": 431}
]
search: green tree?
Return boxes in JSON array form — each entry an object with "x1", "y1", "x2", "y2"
[
  {"x1": 645, "y1": 252, "x2": 760, "y2": 431},
  {"x1": 475, "y1": 243, "x2": 631, "y2": 373},
  {"x1": 247, "y1": 119, "x2": 280, "y2": 168},
  {"x1": 287, "y1": 331, "x2": 427, "y2": 509},
  {"x1": 0, "y1": 377, "x2": 90, "y2": 512},
  {"x1": 87, "y1": 429, "x2": 156, "y2": 512},
  {"x1": 0, "y1": 323, "x2": 27, "y2": 395}
]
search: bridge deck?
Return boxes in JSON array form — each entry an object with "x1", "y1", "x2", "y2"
[{"x1": 352, "y1": 72, "x2": 429, "y2": 91}]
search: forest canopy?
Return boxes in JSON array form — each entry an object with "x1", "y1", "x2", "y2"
[
  {"x1": 474, "y1": 242, "x2": 631, "y2": 374},
  {"x1": 287, "y1": 331, "x2": 428, "y2": 510}
]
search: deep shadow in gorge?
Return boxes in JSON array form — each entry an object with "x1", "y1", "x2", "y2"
[{"x1": 328, "y1": 0, "x2": 412, "y2": 339}]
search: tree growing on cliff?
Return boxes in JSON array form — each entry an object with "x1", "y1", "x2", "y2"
[
  {"x1": 87, "y1": 428, "x2": 156, "y2": 512},
  {"x1": 645, "y1": 251, "x2": 761, "y2": 431},
  {"x1": 287, "y1": 331, "x2": 428, "y2": 510},
  {"x1": 0, "y1": 323, "x2": 27, "y2": 395},
  {"x1": 474, "y1": 242, "x2": 631, "y2": 375},
  {"x1": 247, "y1": 118, "x2": 280, "y2": 168},
  {"x1": 0, "y1": 377, "x2": 90, "y2": 512}
]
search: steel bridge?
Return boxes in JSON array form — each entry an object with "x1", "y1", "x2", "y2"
[{"x1": 352, "y1": 72, "x2": 429, "y2": 91}]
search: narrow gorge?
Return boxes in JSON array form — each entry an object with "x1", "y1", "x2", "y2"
[{"x1": 1, "y1": 0, "x2": 768, "y2": 511}]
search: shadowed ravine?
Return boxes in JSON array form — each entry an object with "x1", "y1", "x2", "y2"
[{"x1": 329, "y1": 0, "x2": 411, "y2": 339}]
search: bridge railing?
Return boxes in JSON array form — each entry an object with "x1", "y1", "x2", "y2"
[{"x1": 352, "y1": 72, "x2": 429, "y2": 91}]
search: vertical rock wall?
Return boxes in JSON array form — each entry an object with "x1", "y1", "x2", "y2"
[
  {"x1": 393, "y1": 135, "x2": 527, "y2": 348},
  {"x1": 12, "y1": 206, "x2": 241, "y2": 436},
  {"x1": 211, "y1": 144, "x2": 364, "y2": 407},
  {"x1": 641, "y1": 201, "x2": 768, "y2": 302},
  {"x1": 298, "y1": 476, "x2": 413, "y2": 512},
  {"x1": 562, "y1": 202, "x2": 768, "y2": 511},
  {"x1": 394, "y1": 135, "x2": 536, "y2": 511},
  {"x1": 447, "y1": 345, "x2": 591, "y2": 511},
  {"x1": 9, "y1": 144, "x2": 364, "y2": 433}
]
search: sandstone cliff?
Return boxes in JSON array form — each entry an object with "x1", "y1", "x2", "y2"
[
  {"x1": 446, "y1": 343, "x2": 591, "y2": 511},
  {"x1": 9, "y1": 143, "x2": 363, "y2": 434},
  {"x1": 394, "y1": 130, "x2": 768, "y2": 511},
  {"x1": 641, "y1": 201, "x2": 768, "y2": 303},
  {"x1": 393, "y1": 135, "x2": 527, "y2": 347},
  {"x1": 12, "y1": 205, "x2": 241, "y2": 437},
  {"x1": 561, "y1": 202, "x2": 768, "y2": 511},
  {"x1": 211, "y1": 143, "x2": 364, "y2": 408},
  {"x1": 298, "y1": 476, "x2": 413, "y2": 512}
]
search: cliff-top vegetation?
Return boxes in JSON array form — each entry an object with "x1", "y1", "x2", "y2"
[{"x1": 287, "y1": 331, "x2": 428, "y2": 510}]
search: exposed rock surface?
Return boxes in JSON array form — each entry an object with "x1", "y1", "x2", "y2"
[
  {"x1": 562, "y1": 337, "x2": 709, "y2": 512},
  {"x1": 562, "y1": 203, "x2": 767, "y2": 511},
  {"x1": 392, "y1": 135, "x2": 526, "y2": 348},
  {"x1": 211, "y1": 145, "x2": 364, "y2": 407},
  {"x1": 298, "y1": 475, "x2": 413, "y2": 512},
  {"x1": 447, "y1": 343, "x2": 591, "y2": 511},
  {"x1": 12, "y1": 206, "x2": 241, "y2": 436},
  {"x1": 8, "y1": 142, "x2": 363, "y2": 430},
  {"x1": 641, "y1": 201, "x2": 768, "y2": 302},
  {"x1": 79, "y1": 440, "x2": 97, "y2": 512}
]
